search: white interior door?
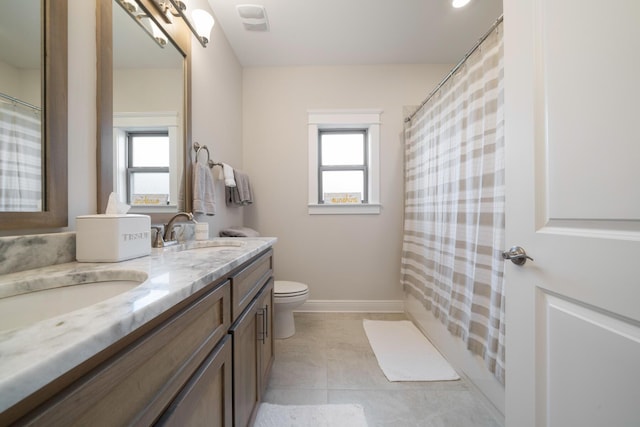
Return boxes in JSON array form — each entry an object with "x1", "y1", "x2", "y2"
[{"x1": 503, "y1": 1, "x2": 640, "y2": 426}]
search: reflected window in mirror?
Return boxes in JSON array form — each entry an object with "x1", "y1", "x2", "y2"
[
  {"x1": 112, "y1": 1, "x2": 184, "y2": 214},
  {"x1": 113, "y1": 112, "x2": 182, "y2": 213},
  {"x1": 127, "y1": 132, "x2": 170, "y2": 207},
  {"x1": 0, "y1": 0, "x2": 42, "y2": 212}
]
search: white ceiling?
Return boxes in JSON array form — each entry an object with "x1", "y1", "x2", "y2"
[
  {"x1": 206, "y1": 0, "x2": 503, "y2": 67},
  {"x1": 0, "y1": 1, "x2": 503, "y2": 70}
]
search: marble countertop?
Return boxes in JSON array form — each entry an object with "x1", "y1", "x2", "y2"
[{"x1": 0, "y1": 237, "x2": 276, "y2": 413}]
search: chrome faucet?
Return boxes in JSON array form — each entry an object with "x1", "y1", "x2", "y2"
[{"x1": 163, "y1": 212, "x2": 195, "y2": 243}]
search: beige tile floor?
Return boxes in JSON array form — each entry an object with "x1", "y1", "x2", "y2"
[{"x1": 263, "y1": 312, "x2": 503, "y2": 427}]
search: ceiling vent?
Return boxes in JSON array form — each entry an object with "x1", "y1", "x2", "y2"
[{"x1": 236, "y1": 4, "x2": 269, "y2": 32}]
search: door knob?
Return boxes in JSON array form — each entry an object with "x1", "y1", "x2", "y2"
[{"x1": 502, "y1": 246, "x2": 533, "y2": 266}]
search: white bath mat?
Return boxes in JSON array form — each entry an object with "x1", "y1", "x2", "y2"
[
  {"x1": 254, "y1": 403, "x2": 368, "y2": 427},
  {"x1": 363, "y1": 319, "x2": 460, "y2": 382}
]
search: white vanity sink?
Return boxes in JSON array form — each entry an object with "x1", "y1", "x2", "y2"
[
  {"x1": 0, "y1": 270, "x2": 148, "y2": 332},
  {"x1": 182, "y1": 239, "x2": 246, "y2": 250},
  {"x1": 159, "y1": 239, "x2": 246, "y2": 253}
]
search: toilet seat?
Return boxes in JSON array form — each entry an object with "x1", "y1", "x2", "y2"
[{"x1": 274, "y1": 281, "x2": 308, "y2": 298}]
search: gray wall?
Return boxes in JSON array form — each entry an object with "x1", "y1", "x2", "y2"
[{"x1": 242, "y1": 64, "x2": 452, "y2": 304}]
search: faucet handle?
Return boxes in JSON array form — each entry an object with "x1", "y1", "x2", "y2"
[
  {"x1": 169, "y1": 224, "x2": 184, "y2": 241},
  {"x1": 151, "y1": 225, "x2": 165, "y2": 248}
]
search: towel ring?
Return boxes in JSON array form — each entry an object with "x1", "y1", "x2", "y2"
[{"x1": 193, "y1": 142, "x2": 217, "y2": 168}]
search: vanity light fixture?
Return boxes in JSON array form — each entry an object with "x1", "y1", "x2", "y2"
[
  {"x1": 150, "y1": 0, "x2": 215, "y2": 47},
  {"x1": 149, "y1": 21, "x2": 168, "y2": 47},
  {"x1": 452, "y1": 0, "x2": 472, "y2": 8},
  {"x1": 191, "y1": 9, "x2": 215, "y2": 45},
  {"x1": 116, "y1": 0, "x2": 167, "y2": 48},
  {"x1": 120, "y1": 0, "x2": 138, "y2": 13}
]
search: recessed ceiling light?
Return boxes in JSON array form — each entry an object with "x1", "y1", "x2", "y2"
[{"x1": 452, "y1": 0, "x2": 471, "y2": 8}]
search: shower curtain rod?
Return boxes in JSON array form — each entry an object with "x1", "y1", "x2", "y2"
[
  {"x1": 405, "y1": 14, "x2": 504, "y2": 123},
  {"x1": 0, "y1": 91, "x2": 41, "y2": 111}
]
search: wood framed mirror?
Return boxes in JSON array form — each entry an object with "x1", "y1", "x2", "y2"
[
  {"x1": 97, "y1": 0, "x2": 192, "y2": 222},
  {"x1": 0, "y1": 0, "x2": 68, "y2": 230}
]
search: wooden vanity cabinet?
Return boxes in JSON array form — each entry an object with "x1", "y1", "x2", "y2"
[
  {"x1": 4, "y1": 248, "x2": 275, "y2": 427},
  {"x1": 158, "y1": 247, "x2": 274, "y2": 427}
]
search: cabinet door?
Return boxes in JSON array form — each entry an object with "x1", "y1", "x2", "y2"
[
  {"x1": 229, "y1": 299, "x2": 259, "y2": 427},
  {"x1": 156, "y1": 336, "x2": 233, "y2": 427},
  {"x1": 257, "y1": 278, "x2": 274, "y2": 398}
]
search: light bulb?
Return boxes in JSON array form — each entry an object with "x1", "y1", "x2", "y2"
[
  {"x1": 150, "y1": 20, "x2": 168, "y2": 46},
  {"x1": 192, "y1": 9, "x2": 215, "y2": 44},
  {"x1": 452, "y1": 0, "x2": 471, "y2": 8}
]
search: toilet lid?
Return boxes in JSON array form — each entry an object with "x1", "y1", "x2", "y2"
[{"x1": 275, "y1": 280, "x2": 308, "y2": 296}]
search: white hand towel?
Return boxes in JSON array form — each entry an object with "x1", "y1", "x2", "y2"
[
  {"x1": 193, "y1": 162, "x2": 215, "y2": 215},
  {"x1": 218, "y1": 163, "x2": 236, "y2": 187}
]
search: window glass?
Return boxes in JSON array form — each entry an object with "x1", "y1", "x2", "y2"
[
  {"x1": 130, "y1": 172, "x2": 170, "y2": 194},
  {"x1": 126, "y1": 132, "x2": 171, "y2": 204},
  {"x1": 320, "y1": 132, "x2": 365, "y2": 166},
  {"x1": 321, "y1": 170, "x2": 364, "y2": 197},
  {"x1": 318, "y1": 129, "x2": 367, "y2": 203},
  {"x1": 130, "y1": 135, "x2": 169, "y2": 167}
]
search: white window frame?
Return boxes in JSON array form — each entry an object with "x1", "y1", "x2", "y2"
[
  {"x1": 125, "y1": 130, "x2": 171, "y2": 204},
  {"x1": 308, "y1": 109, "x2": 382, "y2": 215},
  {"x1": 113, "y1": 112, "x2": 181, "y2": 213}
]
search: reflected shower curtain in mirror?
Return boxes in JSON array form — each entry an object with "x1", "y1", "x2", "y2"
[
  {"x1": 401, "y1": 22, "x2": 505, "y2": 384},
  {"x1": 0, "y1": 101, "x2": 42, "y2": 211}
]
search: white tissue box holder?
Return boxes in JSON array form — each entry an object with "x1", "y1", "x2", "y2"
[{"x1": 76, "y1": 214, "x2": 151, "y2": 262}]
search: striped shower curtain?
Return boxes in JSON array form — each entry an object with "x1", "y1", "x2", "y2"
[
  {"x1": 401, "y1": 22, "x2": 505, "y2": 384},
  {"x1": 0, "y1": 102, "x2": 42, "y2": 211}
]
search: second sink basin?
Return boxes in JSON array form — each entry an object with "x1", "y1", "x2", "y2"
[
  {"x1": 181, "y1": 239, "x2": 246, "y2": 250},
  {"x1": 159, "y1": 239, "x2": 246, "y2": 253},
  {"x1": 0, "y1": 270, "x2": 148, "y2": 332}
]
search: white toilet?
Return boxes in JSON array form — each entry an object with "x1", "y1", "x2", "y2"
[{"x1": 273, "y1": 281, "x2": 309, "y2": 339}]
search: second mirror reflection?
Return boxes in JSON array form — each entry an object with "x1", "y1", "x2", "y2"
[{"x1": 113, "y1": 0, "x2": 185, "y2": 212}]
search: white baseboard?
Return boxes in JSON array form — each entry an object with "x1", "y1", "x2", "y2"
[{"x1": 298, "y1": 299, "x2": 405, "y2": 313}]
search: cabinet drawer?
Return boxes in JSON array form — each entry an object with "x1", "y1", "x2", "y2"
[
  {"x1": 230, "y1": 249, "x2": 272, "y2": 321},
  {"x1": 156, "y1": 335, "x2": 232, "y2": 427},
  {"x1": 22, "y1": 281, "x2": 231, "y2": 427}
]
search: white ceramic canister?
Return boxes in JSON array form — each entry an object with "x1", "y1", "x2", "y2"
[{"x1": 195, "y1": 222, "x2": 209, "y2": 240}]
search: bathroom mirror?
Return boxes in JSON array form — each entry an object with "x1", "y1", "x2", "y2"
[
  {"x1": 0, "y1": 0, "x2": 68, "y2": 229},
  {"x1": 98, "y1": 0, "x2": 192, "y2": 219}
]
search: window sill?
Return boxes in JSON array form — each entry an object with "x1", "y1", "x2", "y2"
[
  {"x1": 129, "y1": 205, "x2": 178, "y2": 214},
  {"x1": 308, "y1": 204, "x2": 381, "y2": 215}
]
